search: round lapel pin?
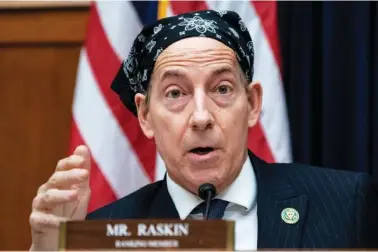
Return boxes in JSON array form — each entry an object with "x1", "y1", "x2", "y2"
[{"x1": 281, "y1": 208, "x2": 299, "y2": 224}]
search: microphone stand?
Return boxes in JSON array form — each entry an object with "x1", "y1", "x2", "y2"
[{"x1": 198, "y1": 183, "x2": 216, "y2": 220}]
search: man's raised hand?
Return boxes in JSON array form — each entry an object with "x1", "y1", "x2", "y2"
[{"x1": 29, "y1": 145, "x2": 91, "y2": 251}]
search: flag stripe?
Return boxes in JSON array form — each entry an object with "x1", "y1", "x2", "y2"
[
  {"x1": 86, "y1": 4, "x2": 156, "y2": 181},
  {"x1": 170, "y1": 1, "x2": 208, "y2": 14},
  {"x1": 165, "y1": 1, "x2": 174, "y2": 19},
  {"x1": 68, "y1": 120, "x2": 117, "y2": 212},
  {"x1": 73, "y1": 48, "x2": 150, "y2": 201},
  {"x1": 96, "y1": 1, "x2": 143, "y2": 60},
  {"x1": 250, "y1": 1, "x2": 282, "y2": 71},
  {"x1": 245, "y1": 1, "x2": 292, "y2": 162},
  {"x1": 248, "y1": 124, "x2": 275, "y2": 162}
]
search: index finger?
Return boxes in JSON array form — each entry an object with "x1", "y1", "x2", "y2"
[
  {"x1": 55, "y1": 145, "x2": 90, "y2": 172},
  {"x1": 73, "y1": 145, "x2": 91, "y2": 171},
  {"x1": 72, "y1": 145, "x2": 91, "y2": 188}
]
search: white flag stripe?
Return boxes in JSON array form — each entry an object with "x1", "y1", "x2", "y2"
[
  {"x1": 96, "y1": 1, "x2": 143, "y2": 60},
  {"x1": 155, "y1": 153, "x2": 167, "y2": 181},
  {"x1": 205, "y1": 1, "x2": 292, "y2": 162},
  {"x1": 166, "y1": 3, "x2": 174, "y2": 18},
  {"x1": 73, "y1": 49, "x2": 150, "y2": 198}
]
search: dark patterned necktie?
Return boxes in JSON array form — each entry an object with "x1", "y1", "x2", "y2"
[{"x1": 191, "y1": 199, "x2": 229, "y2": 219}]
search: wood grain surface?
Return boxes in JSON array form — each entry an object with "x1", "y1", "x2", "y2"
[{"x1": 0, "y1": 6, "x2": 89, "y2": 250}]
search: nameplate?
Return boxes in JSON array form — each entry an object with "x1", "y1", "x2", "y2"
[{"x1": 59, "y1": 219, "x2": 234, "y2": 250}]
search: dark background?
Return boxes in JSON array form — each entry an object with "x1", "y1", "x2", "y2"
[{"x1": 278, "y1": 2, "x2": 378, "y2": 178}]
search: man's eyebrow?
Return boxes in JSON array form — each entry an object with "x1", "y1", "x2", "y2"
[
  {"x1": 159, "y1": 69, "x2": 185, "y2": 80},
  {"x1": 158, "y1": 66, "x2": 237, "y2": 81},
  {"x1": 210, "y1": 66, "x2": 236, "y2": 78}
]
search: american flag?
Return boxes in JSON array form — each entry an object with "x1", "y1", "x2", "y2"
[{"x1": 69, "y1": 0, "x2": 292, "y2": 213}]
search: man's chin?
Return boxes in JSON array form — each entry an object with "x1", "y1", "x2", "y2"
[{"x1": 186, "y1": 169, "x2": 224, "y2": 190}]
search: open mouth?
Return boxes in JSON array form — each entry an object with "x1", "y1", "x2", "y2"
[{"x1": 189, "y1": 147, "x2": 215, "y2": 155}]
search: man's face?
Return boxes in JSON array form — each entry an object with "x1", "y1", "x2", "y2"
[{"x1": 135, "y1": 37, "x2": 262, "y2": 194}]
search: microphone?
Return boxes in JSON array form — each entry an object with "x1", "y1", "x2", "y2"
[{"x1": 198, "y1": 183, "x2": 216, "y2": 220}]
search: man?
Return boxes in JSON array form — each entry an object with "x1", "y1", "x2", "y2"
[{"x1": 29, "y1": 10, "x2": 378, "y2": 250}]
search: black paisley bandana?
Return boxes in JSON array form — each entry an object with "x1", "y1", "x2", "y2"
[{"x1": 111, "y1": 9, "x2": 255, "y2": 116}]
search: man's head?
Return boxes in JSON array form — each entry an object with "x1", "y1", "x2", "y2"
[
  {"x1": 111, "y1": 10, "x2": 262, "y2": 194},
  {"x1": 135, "y1": 37, "x2": 262, "y2": 193}
]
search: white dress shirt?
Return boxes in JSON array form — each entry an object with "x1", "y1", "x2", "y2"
[{"x1": 166, "y1": 157, "x2": 258, "y2": 250}]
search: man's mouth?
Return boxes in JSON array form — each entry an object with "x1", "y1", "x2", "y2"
[{"x1": 189, "y1": 147, "x2": 215, "y2": 155}]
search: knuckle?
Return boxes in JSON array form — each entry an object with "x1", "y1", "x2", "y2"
[
  {"x1": 29, "y1": 212, "x2": 40, "y2": 226},
  {"x1": 32, "y1": 196, "x2": 40, "y2": 209},
  {"x1": 70, "y1": 169, "x2": 86, "y2": 181},
  {"x1": 72, "y1": 155, "x2": 84, "y2": 167},
  {"x1": 42, "y1": 190, "x2": 53, "y2": 204},
  {"x1": 41, "y1": 216, "x2": 51, "y2": 226},
  {"x1": 44, "y1": 216, "x2": 58, "y2": 228},
  {"x1": 57, "y1": 156, "x2": 73, "y2": 170},
  {"x1": 79, "y1": 169, "x2": 88, "y2": 178},
  {"x1": 29, "y1": 213, "x2": 35, "y2": 225},
  {"x1": 77, "y1": 157, "x2": 85, "y2": 164},
  {"x1": 56, "y1": 159, "x2": 64, "y2": 169},
  {"x1": 48, "y1": 174, "x2": 59, "y2": 187},
  {"x1": 37, "y1": 184, "x2": 46, "y2": 194},
  {"x1": 30, "y1": 212, "x2": 58, "y2": 229}
]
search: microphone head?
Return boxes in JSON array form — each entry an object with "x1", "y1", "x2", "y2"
[{"x1": 198, "y1": 183, "x2": 216, "y2": 200}]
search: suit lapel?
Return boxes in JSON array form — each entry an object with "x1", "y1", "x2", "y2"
[
  {"x1": 148, "y1": 175, "x2": 180, "y2": 219},
  {"x1": 249, "y1": 151, "x2": 308, "y2": 248}
]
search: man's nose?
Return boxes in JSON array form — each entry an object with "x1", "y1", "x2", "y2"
[{"x1": 188, "y1": 91, "x2": 214, "y2": 131}]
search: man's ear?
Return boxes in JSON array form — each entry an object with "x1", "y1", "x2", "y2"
[
  {"x1": 246, "y1": 81, "x2": 263, "y2": 128},
  {"x1": 135, "y1": 93, "x2": 154, "y2": 139}
]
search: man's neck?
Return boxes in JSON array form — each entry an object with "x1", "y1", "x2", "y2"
[
  {"x1": 167, "y1": 151, "x2": 249, "y2": 195},
  {"x1": 166, "y1": 153, "x2": 256, "y2": 219}
]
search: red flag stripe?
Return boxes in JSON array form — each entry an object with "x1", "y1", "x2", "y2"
[
  {"x1": 250, "y1": 1, "x2": 282, "y2": 72},
  {"x1": 68, "y1": 119, "x2": 117, "y2": 212},
  {"x1": 247, "y1": 0, "x2": 282, "y2": 162},
  {"x1": 170, "y1": 1, "x2": 208, "y2": 14},
  {"x1": 248, "y1": 125, "x2": 275, "y2": 163},
  {"x1": 85, "y1": 4, "x2": 156, "y2": 181}
]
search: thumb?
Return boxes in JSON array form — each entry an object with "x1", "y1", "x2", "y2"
[{"x1": 73, "y1": 145, "x2": 91, "y2": 172}]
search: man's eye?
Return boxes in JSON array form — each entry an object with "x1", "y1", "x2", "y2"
[
  {"x1": 217, "y1": 85, "x2": 231, "y2": 94},
  {"x1": 167, "y1": 89, "x2": 182, "y2": 98}
]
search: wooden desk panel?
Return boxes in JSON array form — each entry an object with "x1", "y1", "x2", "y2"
[
  {"x1": 0, "y1": 8, "x2": 89, "y2": 44},
  {"x1": 0, "y1": 6, "x2": 89, "y2": 250}
]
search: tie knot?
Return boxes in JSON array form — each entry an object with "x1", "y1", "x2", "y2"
[{"x1": 191, "y1": 199, "x2": 229, "y2": 219}]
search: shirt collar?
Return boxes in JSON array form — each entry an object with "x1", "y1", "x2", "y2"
[{"x1": 166, "y1": 155, "x2": 257, "y2": 220}]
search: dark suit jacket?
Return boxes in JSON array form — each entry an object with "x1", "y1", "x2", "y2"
[{"x1": 86, "y1": 151, "x2": 378, "y2": 248}]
